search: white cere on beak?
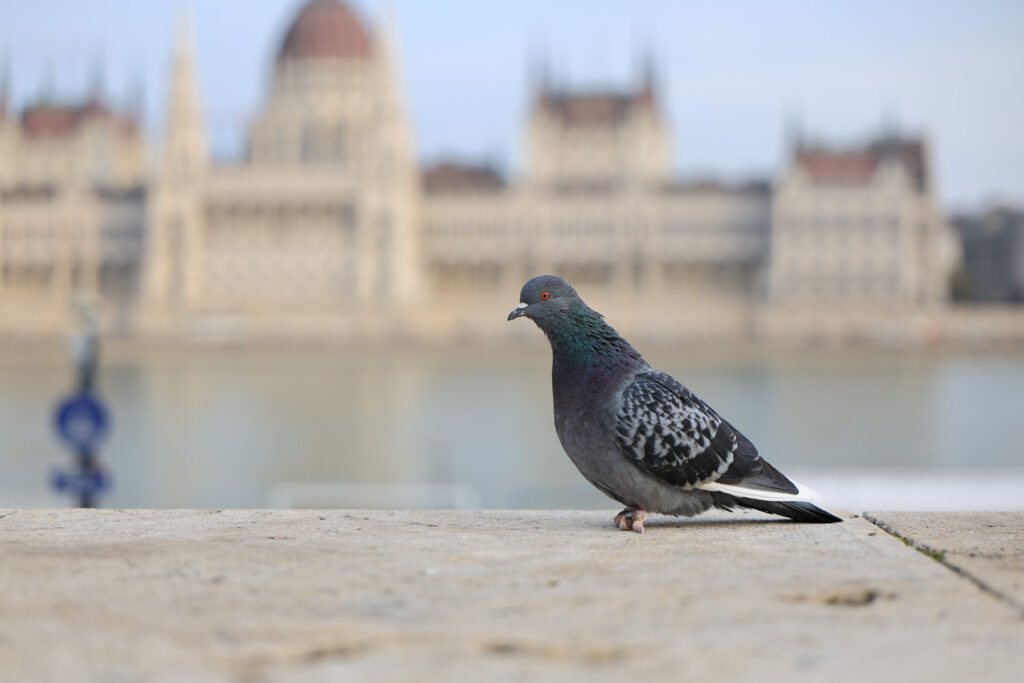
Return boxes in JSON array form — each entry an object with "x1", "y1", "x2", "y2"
[{"x1": 516, "y1": 302, "x2": 528, "y2": 310}]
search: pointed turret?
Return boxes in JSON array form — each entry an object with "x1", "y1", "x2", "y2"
[
  {"x1": 88, "y1": 51, "x2": 105, "y2": 102},
  {"x1": 0, "y1": 49, "x2": 10, "y2": 120},
  {"x1": 528, "y1": 45, "x2": 552, "y2": 102},
  {"x1": 125, "y1": 72, "x2": 144, "y2": 123},
  {"x1": 143, "y1": 6, "x2": 207, "y2": 312},
  {"x1": 162, "y1": 7, "x2": 206, "y2": 181},
  {"x1": 368, "y1": 4, "x2": 421, "y2": 304},
  {"x1": 783, "y1": 109, "x2": 805, "y2": 152},
  {"x1": 39, "y1": 61, "x2": 56, "y2": 105},
  {"x1": 636, "y1": 48, "x2": 657, "y2": 110}
]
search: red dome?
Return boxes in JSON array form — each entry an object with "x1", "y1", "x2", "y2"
[{"x1": 277, "y1": 0, "x2": 372, "y2": 63}]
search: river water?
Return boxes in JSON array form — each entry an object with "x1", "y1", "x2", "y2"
[{"x1": 2, "y1": 345, "x2": 1022, "y2": 510}]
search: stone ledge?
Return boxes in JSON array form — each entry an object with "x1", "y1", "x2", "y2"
[
  {"x1": 865, "y1": 511, "x2": 1024, "y2": 616},
  {"x1": 1, "y1": 509, "x2": 1022, "y2": 682}
]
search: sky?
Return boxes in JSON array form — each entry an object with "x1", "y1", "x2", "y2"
[{"x1": 2, "y1": 0, "x2": 1023, "y2": 210}]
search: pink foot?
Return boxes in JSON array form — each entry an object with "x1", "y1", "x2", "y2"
[{"x1": 613, "y1": 508, "x2": 649, "y2": 533}]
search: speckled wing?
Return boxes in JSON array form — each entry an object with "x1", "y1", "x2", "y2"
[{"x1": 613, "y1": 371, "x2": 754, "y2": 489}]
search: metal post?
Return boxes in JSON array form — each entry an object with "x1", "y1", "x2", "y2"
[
  {"x1": 77, "y1": 448, "x2": 96, "y2": 509},
  {"x1": 52, "y1": 298, "x2": 111, "y2": 508}
]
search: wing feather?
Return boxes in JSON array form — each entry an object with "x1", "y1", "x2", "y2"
[
  {"x1": 614, "y1": 371, "x2": 797, "y2": 494},
  {"x1": 614, "y1": 371, "x2": 736, "y2": 488}
]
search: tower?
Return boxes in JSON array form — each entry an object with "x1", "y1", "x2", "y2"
[
  {"x1": 0, "y1": 50, "x2": 11, "y2": 187},
  {"x1": 0, "y1": 52, "x2": 8, "y2": 296},
  {"x1": 244, "y1": 0, "x2": 420, "y2": 308},
  {"x1": 523, "y1": 56, "x2": 670, "y2": 190},
  {"x1": 144, "y1": 7, "x2": 207, "y2": 311},
  {"x1": 0, "y1": 49, "x2": 9, "y2": 121},
  {"x1": 365, "y1": 5, "x2": 420, "y2": 304},
  {"x1": 162, "y1": 9, "x2": 206, "y2": 183}
]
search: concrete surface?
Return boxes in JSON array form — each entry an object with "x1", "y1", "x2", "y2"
[
  {"x1": 866, "y1": 511, "x2": 1024, "y2": 615},
  {"x1": 1, "y1": 509, "x2": 1022, "y2": 682}
]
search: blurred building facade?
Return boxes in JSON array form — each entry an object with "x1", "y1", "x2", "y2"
[
  {"x1": 0, "y1": 0, "x2": 966, "y2": 343},
  {"x1": 0, "y1": 68, "x2": 146, "y2": 335},
  {"x1": 770, "y1": 138, "x2": 957, "y2": 307},
  {"x1": 422, "y1": 69, "x2": 772, "y2": 341},
  {"x1": 140, "y1": 1, "x2": 419, "y2": 340},
  {"x1": 951, "y1": 207, "x2": 1024, "y2": 303}
]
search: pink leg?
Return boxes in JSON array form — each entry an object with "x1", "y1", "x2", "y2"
[{"x1": 613, "y1": 507, "x2": 649, "y2": 533}]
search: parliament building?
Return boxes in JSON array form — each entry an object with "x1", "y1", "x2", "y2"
[{"x1": 0, "y1": 0, "x2": 959, "y2": 343}]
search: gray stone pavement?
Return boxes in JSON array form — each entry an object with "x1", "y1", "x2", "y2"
[
  {"x1": 1, "y1": 509, "x2": 1022, "y2": 682},
  {"x1": 865, "y1": 511, "x2": 1024, "y2": 616}
]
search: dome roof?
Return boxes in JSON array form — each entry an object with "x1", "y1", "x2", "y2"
[{"x1": 277, "y1": 0, "x2": 372, "y2": 63}]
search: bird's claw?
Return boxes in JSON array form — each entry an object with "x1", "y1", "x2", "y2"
[{"x1": 613, "y1": 508, "x2": 648, "y2": 533}]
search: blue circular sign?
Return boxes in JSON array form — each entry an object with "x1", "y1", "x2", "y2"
[{"x1": 54, "y1": 392, "x2": 109, "y2": 450}]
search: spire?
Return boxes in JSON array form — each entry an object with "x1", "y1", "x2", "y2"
[
  {"x1": 375, "y1": 2, "x2": 398, "y2": 75},
  {"x1": 373, "y1": 2, "x2": 407, "y2": 119},
  {"x1": 371, "y1": 2, "x2": 415, "y2": 176},
  {"x1": 40, "y1": 61, "x2": 56, "y2": 104},
  {"x1": 635, "y1": 46, "x2": 657, "y2": 109},
  {"x1": 88, "y1": 50, "x2": 105, "y2": 102},
  {"x1": 880, "y1": 101, "x2": 901, "y2": 142},
  {"x1": 784, "y1": 109, "x2": 805, "y2": 152},
  {"x1": 527, "y1": 42, "x2": 553, "y2": 115},
  {"x1": 162, "y1": 5, "x2": 206, "y2": 180},
  {"x1": 641, "y1": 49, "x2": 655, "y2": 89},
  {"x1": 125, "y1": 71, "x2": 144, "y2": 122},
  {"x1": 0, "y1": 48, "x2": 10, "y2": 120}
]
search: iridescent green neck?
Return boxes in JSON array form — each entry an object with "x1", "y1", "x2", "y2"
[{"x1": 538, "y1": 301, "x2": 642, "y2": 371}]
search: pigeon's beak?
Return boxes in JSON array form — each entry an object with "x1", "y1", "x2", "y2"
[{"x1": 507, "y1": 302, "x2": 528, "y2": 321}]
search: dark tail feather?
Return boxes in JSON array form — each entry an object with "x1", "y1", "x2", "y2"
[{"x1": 714, "y1": 493, "x2": 843, "y2": 523}]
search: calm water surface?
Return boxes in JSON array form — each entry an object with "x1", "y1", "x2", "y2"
[{"x1": 1, "y1": 345, "x2": 1022, "y2": 508}]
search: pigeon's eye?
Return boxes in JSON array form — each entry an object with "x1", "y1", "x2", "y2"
[{"x1": 539, "y1": 291, "x2": 551, "y2": 301}]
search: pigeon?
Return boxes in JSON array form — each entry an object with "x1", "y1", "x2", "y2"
[{"x1": 508, "y1": 275, "x2": 842, "y2": 532}]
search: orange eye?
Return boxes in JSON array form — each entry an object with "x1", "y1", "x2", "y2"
[{"x1": 539, "y1": 291, "x2": 551, "y2": 301}]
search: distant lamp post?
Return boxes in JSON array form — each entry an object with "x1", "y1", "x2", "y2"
[{"x1": 51, "y1": 299, "x2": 112, "y2": 507}]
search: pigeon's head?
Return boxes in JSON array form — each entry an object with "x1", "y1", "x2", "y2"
[{"x1": 507, "y1": 275, "x2": 580, "y2": 322}]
